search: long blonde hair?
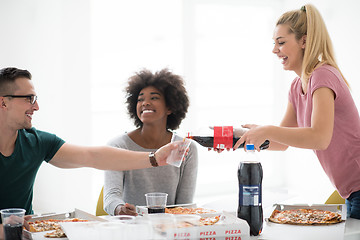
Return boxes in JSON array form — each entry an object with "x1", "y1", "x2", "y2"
[{"x1": 276, "y1": 4, "x2": 349, "y2": 87}]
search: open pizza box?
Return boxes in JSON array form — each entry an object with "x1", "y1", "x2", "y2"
[
  {"x1": 139, "y1": 203, "x2": 251, "y2": 239},
  {"x1": 267, "y1": 203, "x2": 347, "y2": 221},
  {"x1": 137, "y1": 202, "x2": 250, "y2": 239},
  {"x1": 23, "y1": 208, "x2": 107, "y2": 240},
  {"x1": 262, "y1": 204, "x2": 347, "y2": 240}
]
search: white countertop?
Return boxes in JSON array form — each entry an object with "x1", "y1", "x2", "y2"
[{"x1": 200, "y1": 193, "x2": 360, "y2": 240}]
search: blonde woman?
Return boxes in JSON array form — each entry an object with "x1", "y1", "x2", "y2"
[{"x1": 234, "y1": 4, "x2": 360, "y2": 219}]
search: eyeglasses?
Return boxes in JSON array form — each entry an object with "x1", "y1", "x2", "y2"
[{"x1": 3, "y1": 95, "x2": 38, "y2": 105}]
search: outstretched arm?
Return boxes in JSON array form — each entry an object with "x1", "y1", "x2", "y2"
[
  {"x1": 235, "y1": 87, "x2": 335, "y2": 151},
  {"x1": 49, "y1": 142, "x2": 177, "y2": 170}
]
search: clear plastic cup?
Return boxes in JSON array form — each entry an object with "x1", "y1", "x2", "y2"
[
  {"x1": 172, "y1": 214, "x2": 201, "y2": 238},
  {"x1": 145, "y1": 192, "x2": 168, "y2": 214},
  {"x1": 145, "y1": 213, "x2": 176, "y2": 239},
  {"x1": 166, "y1": 135, "x2": 191, "y2": 167},
  {"x1": 1, "y1": 208, "x2": 26, "y2": 240}
]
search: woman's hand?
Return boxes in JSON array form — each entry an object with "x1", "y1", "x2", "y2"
[
  {"x1": 115, "y1": 203, "x2": 138, "y2": 216},
  {"x1": 233, "y1": 126, "x2": 250, "y2": 138},
  {"x1": 234, "y1": 125, "x2": 269, "y2": 151}
]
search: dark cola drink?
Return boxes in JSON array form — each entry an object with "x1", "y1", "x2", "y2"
[
  {"x1": 188, "y1": 136, "x2": 269, "y2": 150},
  {"x1": 4, "y1": 223, "x2": 23, "y2": 240},
  {"x1": 147, "y1": 206, "x2": 165, "y2": 214},
  {"x1": 237, "y1": 144, "x2": 263, "y2": 236}
]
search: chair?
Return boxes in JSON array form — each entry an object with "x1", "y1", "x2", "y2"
[
  {"x1": 96, "y1": 186, "x2": 108, "y2": 216},
  {"x1": 325, "y1": 190, "x2": 345, "y2": 204}
]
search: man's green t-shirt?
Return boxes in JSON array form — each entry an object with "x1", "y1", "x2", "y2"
[{"x1": 0, "y1": 128, "x2": 65, "y2": 219}]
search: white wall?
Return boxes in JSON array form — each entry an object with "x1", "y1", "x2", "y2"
[
  {"x1": 0, "y1": 0, "x2": 96, "y2": 214},
  {"x1": 1, "y1": 0, "x2": 359, "y2": 215}
]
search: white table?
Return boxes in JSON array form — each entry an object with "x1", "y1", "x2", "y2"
[
  {"x1": 200, "y1": 193, "x2": 360, "y2": 240},
  {"x1": 343, "y1": 218, "x2": 360, "y2": 240}
]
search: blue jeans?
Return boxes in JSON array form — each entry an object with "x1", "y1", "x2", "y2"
[{"x1": 346, "y1": 190, "x2": 360, "y2": 219}]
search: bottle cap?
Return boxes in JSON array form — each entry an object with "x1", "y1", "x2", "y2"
[{"x1": 246, "y1": 144, "x2": 255, "y2": 150}]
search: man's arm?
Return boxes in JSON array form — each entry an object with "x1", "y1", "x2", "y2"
[{"x1": 48, "y1": 142, "x2": 176, "y2": 170}]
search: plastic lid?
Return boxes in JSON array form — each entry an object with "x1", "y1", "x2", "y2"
[{"x1": 246, "y1": 144, "x2": 255, "y2": 150}]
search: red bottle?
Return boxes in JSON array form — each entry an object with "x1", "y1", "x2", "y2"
[{"x1": 187, "y1": 126, "x2": 269, "y2": 150}]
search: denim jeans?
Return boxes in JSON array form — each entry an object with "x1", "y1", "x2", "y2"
[{"x1": 346, "y1": 190, "x2": 360, "y2": 219}]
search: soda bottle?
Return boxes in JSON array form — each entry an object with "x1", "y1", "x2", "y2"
[
  {"x1": 187, "y1": 126, "x2": 269, "y2": 150},
  {"x1": 237, "y1": 144, "x2": 263, "y2": 236}
]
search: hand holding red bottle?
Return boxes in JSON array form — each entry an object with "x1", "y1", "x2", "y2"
[{"x1": 234, "y1": 125, "x2": 270, "y2": 152}]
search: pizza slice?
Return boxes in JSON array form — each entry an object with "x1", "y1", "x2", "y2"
[
  {"x1": 28, "y1": 218, "x2": 89, "y2": 238},
  {"x1": 199, "y1": 216, "x2": 220, "y2": 226},
  {"x1": 44, "y1": 228, "x2": 67, "y2": 238}
]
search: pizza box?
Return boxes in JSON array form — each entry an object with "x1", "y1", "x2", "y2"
[
  {"x1": 262, "y1": 204, "x2": 347, "y2": 240},
  {"x1": 22, "y1": 208, "x2": 107, "y2": 240},
  {"x1": 58, "y1": 211, "x2": 250, "y2": 240},
  {"x1": 268, "y1": 203, "x2": 347, "y2": 221}
]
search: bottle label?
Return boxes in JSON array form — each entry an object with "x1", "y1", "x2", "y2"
[
  {"x1": 213, "y1": 126, "x2": 233, "y2": 149},
  {"x1": 239, "y1": 184, "x2": 262, "y2": 206}
]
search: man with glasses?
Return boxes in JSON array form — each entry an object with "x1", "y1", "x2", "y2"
[
  {"x1": 0, "y1": 67, "x2": 178, "y2": 236},
  {"x1": 2, "y1": 94, "x2": 37, "y2": 105}
]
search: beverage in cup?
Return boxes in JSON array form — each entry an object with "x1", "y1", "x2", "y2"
[
  {"x1": 1, "y1": 208, "x2": 26, "y2": 240},
  {"x1": 145, "y1": 192, "x2": 168, "y2": 214}
]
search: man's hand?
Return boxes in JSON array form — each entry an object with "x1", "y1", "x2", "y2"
[
  {"x1": 154, "y1": 142, "x2": 178, "y2": 166},
  {"x1": 23, "y1": 215, "x2": 33, "y2": 231},
  {"x1": 115, "y1": 203, "x2": 138, "y2": 216}
]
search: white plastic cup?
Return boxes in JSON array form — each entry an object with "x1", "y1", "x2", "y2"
[{"x1": 166, "y1": 136, "x2": 191, "y2": 167}]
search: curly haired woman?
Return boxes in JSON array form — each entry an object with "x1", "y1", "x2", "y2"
[{"x1": 104, "y1": 68, "x2": 198, "y2": 216}]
